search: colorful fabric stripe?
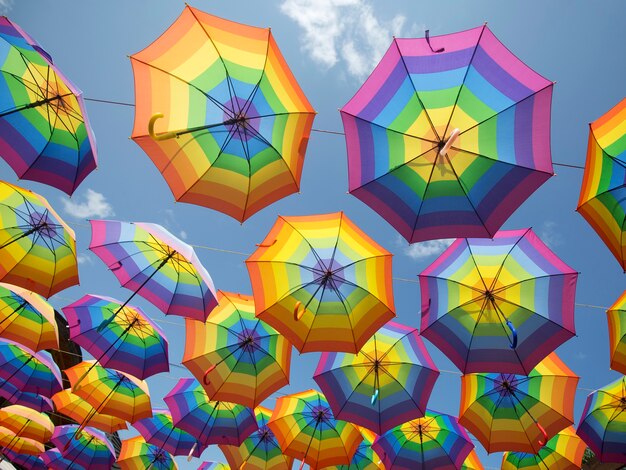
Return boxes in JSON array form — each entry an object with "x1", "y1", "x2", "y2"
[
  {"x1": 461, "y1": 449, "x2": 484, "y2": 470},
  {"x1": 0, "y1": 338, "x2": 62, "y2": 396},
  {"x1": 52, "y1": 389, "x2": 128, "y2": 434},
  {"x1": 2, "y1": 449, "x2": 46, "y2": 469},
  {"x1": 420, "y1": 228, "x2": 577, "y2": 374},
  {"x1": 0, "y1": 404, "x2": 54, "y2": 442},
  {"x1": 130, "y1": 5, "x2": 315, "y2": 222},
  {"x1": 607, "y1": 290, "x2": 626, "y2": 375},
  {"x1": 0, "y1": 380, "x2": 53, "y2": 412},
  {"x1": 0, "y1": 426, "x2": 44, "y2": 455},
  {"x1": 118, "y1": 435, "x2": 178, "y2": 470},
  {"x1": 247, "y1": 212, "x2": 395, "y2": 353},
  {"x1": 326, "y1": 426, "x2": 383, "y2": 470},
  {"x1": 50, "y1": 425, "x2": 116, "y2": 469},
  {"x1": 133, "y1": 408, "x2": 204, "y2": 458}
]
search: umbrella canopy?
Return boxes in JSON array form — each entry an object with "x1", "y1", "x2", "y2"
[
  {"x1": 0, "y1": 338, "x2": 62, "y2": 396},
  {"x1": 63, "y1": 293, "x2": 169, "y2": 380},
  {"x1": 268, "y1": 389, "x2": 363, "y2": 469},
  {"x1": 198, "y1": 463, "x2": 230, "y2": 470},
  {"x1": 340, "y1": 25, "x2": 553, "y2": 244},
  {"x1": 52, "y1": 389, "x2": 128, "y2": 434},
  {"x1": 372, "y1": 410, "x2": 474, "y2": 470},
  {"x1": 2, "y1": 449, "x2": 46, "y2": 469},
  {"x1": 219, "y1": 405, "x2": 293, "y2": 470},
  {"x1": 133, "y1": 408, "x2": 204, "y2": 458},
  {"x1": 118, "y1": 435, "x2": 178, "y2": 470},
  {"x1": 607, "y1": 290, "x2": 626, "y2": 375},
  {"x1": 0, "y1": 180, "x2": 78, "y2": 297},
  {"x1": 40, "y1": 448, "x2": 78, "y2": 470},
  {"x1": 577, "y1": 376, "x2": 626, "y2": 464},
  {"x1": 501, "y1": 426, "x2": 586, "y2": 470},
  {"x1": 246, "y1": 212, "x2": 395, "y2": 353},
  {"x1": 0, "y1": 380, "x2": 54, "y2": 412},
  {"x1": 459, "y1": 352, "x2": 578, "y2": 453},
  {"x1": 577, "y1": 97, "x2": 626, "y2": 271},
  {"x1": 0, "y1": 281, "x2": 58, "y2": 351},
  {"x1": 183, "y1": 291, "x2": 291, "y2": 408},
  {"x1": 461, "y1": 449, "x2": 484, "y2": 470},
  {"x1": 419, "y1": 227, "x2": 577, "y2": 374},
  {"x1": 314, "y1": 321, "x2": 439, "y2": 435},
  {"x1": 65, "y1": 360, "x2": 152, "y2": 424},
  {"x1": 0, "y1": 404, "x2": 54, "y2": 442},
  {"x1": 50, "y1": 425, "x2": 116, "y2": 470},
  {"x1": 130, "y1": 5, "x2": 315, "y2": 223},
  {"x1": 89, "y1": 219, "x2": 218, "y2": 321},
  {"x1": 325, "y1": 426, "x2": 384, "y2": 470},
  {"x1": 0, "y1": 17, "x2": 96, "y2": 195},
  {"x1": 164, "y1": 377, "x2": 258, "y2": 447},
  {"x1": 0, "y1": 426, "x2": 44, "y2": 455}
]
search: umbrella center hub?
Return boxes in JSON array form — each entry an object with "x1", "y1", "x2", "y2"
[
  {"x1": 485, "y1": 290, "x2": 495, "y2": 302},
  {"x1": 620, "y1": 397, "x2": 626, "y2": 409}
]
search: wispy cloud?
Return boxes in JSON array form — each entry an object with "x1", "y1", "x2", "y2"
[
  {"x1": 280, "y1": 0, "x2": 409, "y2": 78},
  {"x1": 62, "y1": 189, "x2": 114, "y2": 219},
  {"x1": 77, "y1": 253, "x2": 92, "y2": 265},
  {"x1": 539, "y1": 221, "x2": 562, "y2": 248},
  {"x1": 0, "y1": 0, "x2": 13, "y2": 14},
  {"x1": 404, "y1": 239, "x2": 453, "y2": 260}
]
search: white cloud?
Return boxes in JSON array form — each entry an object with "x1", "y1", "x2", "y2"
[
  {"x1": 0, "y1": 0, "x2": 13, "y2": 14},
  {"x1": 179, "y1": 230, "x2": 188, "y2": 240},
  {"x1": 62, "y1": 189, "x2": 114, "y2": 219},
  {"x1": 77, "y1": 253, "x2": 92, "y2": 265},
  {"x1": 404, "y1": 239, "x2": 453, "y2": 259},
  {"x1": 280, "y1": 0, "x2": 408, "y2": 78},
  {"x1": 539, "y1": 221, "x2": 562, "y2": 248}
]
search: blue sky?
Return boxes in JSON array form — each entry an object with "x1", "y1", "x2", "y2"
[{"x1": 4, "y1": 1, "x2": 626, "y2": 468}]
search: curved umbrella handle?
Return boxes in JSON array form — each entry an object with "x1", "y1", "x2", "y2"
[
  {"x1": 149, "y1": 113, "x2": 178, "y2": 141},
  {"x1": 240, "y1": 463, "x2": 247, "y2": 470},
  {"x1": 371, "y1": 388, "x2": 379, "y2": 405},
  {"x1": 505, "y1": 319, "x2": 518, "y2": 349},
  {"x1": 536, "y1": 422, "x2": 548, "y2": 447},
  {"x1": 203, "y1": 365, "x2": 217, "y2": 385},
  {"x1": 187, "y1": 443, "x2": 197, "y2": 462},
  {"x1": 294, "y1": 301, "x2": 305, "y2": 321},
  {"x1": 255, "y1": 239, "x2": 276, "y2": 248}
]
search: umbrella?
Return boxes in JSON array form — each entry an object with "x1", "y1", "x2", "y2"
[
  {"x1": 0, "y1": 17, "x2": 96, "y2": 195},
  {"x1": 164, "y1": 377, "x2": 258, "y2": 447},
  {"x1": 459, "y1": 352, "x2": 578, "y2": 453},
  {"x1": 133, "y1": 408, "x2": 204, "y2": 458},
  {"x1": 0, "y1": 404, "x2": 54, "y2": 442},
  {"x1": 268, "y1": 389, "x2": 363, "y2": 469},
  {"x1": 340, "y1": 24, "x2": 554, "y2": 243},
  {"x1": 0, "y1": 426, "x2": 44, "y2": 455},
  {"x1": 577, "y1": 376, "x2": 626, "y2": 464},
  {"x1": 50, "y1": 425, "x2": 116, "y2": 470},
  {"x1": 419, "y1": 227, "x2": 577, "y2": 374},
  {"x1": 0, "y1": 180, "x2": 78, "y2": 297},
  {"x1": 461, "y1": 449, "x2": 484, "y2": 470},
  {"x1": 0, "y1": 281, "x2": 58, "y2": 351},
  {"x1": 1, "y1": 449, "x2": 46, "y2": 469},
  {"x1": 607, "y1": 290, "x2": 626, "y2": 375},
  {"x1": 118, "y1": 435, "x2": 178, "y2": 470},
  {"x1": 324, "y1": 426, "x2": 384, "y2": 470},
  {"x1": 63, "y1": 293, "x2": 169, "y2": 380},
  {"x1": 219, "y1": 405, "x2": 293, "y2": 470},
  {"x1": 501, "y1": 426, "x2": 586, "y2": 470},
  {"x1": 0, "y1": 380, "x2": 53, "y2": 412},
  {"x1": 372, "y1": 409, "x2": 474, "y2": 470},
  {"x1": 577, "y1": 97, "x2": 626, "y2": 271},
  {"x1": 40, "y1": 448, "x2": 77, "y2": 470},
  {"x1": 246, "y1": 212, "x2": 395, "y2": 353},
  {"x1": 51, "y1": 389, "x2": 128, "y2": 434},
  {"x1": 0, "y1": 338, "x2": 62, "y2": 396},
  {"x1": 314, "y1": 320, "x2": 439, "y2": 435},
  {"x1": 183, "y1": 291, "x2": 291, "y2": 408},
  {"x1": 65, "y1": 360, "x2": 152, "y2": 425},
  {"x1": 198, "y1": 463, "x2": 230, "y2": 470},
  {"x1": 130, "y1": 5, "x2": 315, "y2": 223},
  {"x1": 89, "y1": 219, "x2": 218, "y2": 321}
]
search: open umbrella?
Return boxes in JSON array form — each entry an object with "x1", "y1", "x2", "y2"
[
  {"x1": 325, "y1": 426, "x2": 384, "y2": 470},
  {"x1": 419, "y1": 227, "x2": 577, "y2": 374},
  {"x1": 0, "y1": 17, "x2": 97, "y2": 195},
  {"x1": 459, "y1": 352, "x2": 578, "y2": 453},
  {"x1": 41, "y1": 448, "x2": 79, "y2": 470},
  {"x1": 130, "y1": 5, "x2": 315, "y2": 222},
  {"x1": 89, "y1": 219, "x2": 218, "y2": 322},
  {"x1": 461, "y1": 449, "x2": 484, "y2": 470},
  {"x1": 314, "y1": 321, "x2": 439, "y2": 435},
  {"x1": 0, "y1": 338, "x2": 62, "y2": 396},
  {"x1": 2, "y1": 449, "x2": 46, "y2": 469},
  {"x1": 197, "y1": 463, "x2": 230, "y2": 470},
  {"x1": 0, "y1": 426, "x2": 44, "y2": 456},
  {"x1": 52, "y1": 389, "x2": 128, "y2": 434},
  {"x1": 372, "y1": 409, "x2": 474, "y2": 470},
  {"x1": 577, "y1": 97, "x2": 626, "y2": 271},
  {"x1": 268, "y1": 389, "x2": 363, "y2": 469},
  {"x1": 50, "y1": 425, "x2": 116, "y2": 470},
  {"x1": 63, "y1": 293, "x2": 169, "y2": 380},
  {"x1": 340, "y1": 25, "x2": 554, "y2": 243},
  {"x1": 247, "y1": 212, "x2": 395, "y2": 353},
  {"x1": 0, "y1": 380, "x2": 53, "y2": 412},
  {"x1": 0, "y1": 404, "x2": 54, "y2": 442},
  {"x1": 118, "y1": 435, "x2": 178, "y2": 470},
  {"x1": 0, "y1": 180, "x2": 78, "y2": 298},
  {"x1": 606, "y1": 290, "x2": 626, "y2": 375},
  {"x1": 183, "y1": 291, "x2": 291, "y2": 408},
  {"x1": 577, "y1": 376, "x2": 626, "y2": 464}
]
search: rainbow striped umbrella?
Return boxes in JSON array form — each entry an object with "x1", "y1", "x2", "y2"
[
  {"x1": 577, "y1": 376, "x2": 626, "y2": 464},
  {"x1": 314, "y1": 321, "x2": 439, "y2": 435},
  {"x1": 0, "y1": 282, "x2": 58, "y2": 351},
  {"x1": 198, "y1": 463, "x2": 230, "y2": 470},
  {"x1": 0, "y1": 17, "x2": 96, "y2": 195},
  {"x1": 65, "y1": 360, "x2": 152, "y2": 425},
  {"x1": 607, "y1": 290, "x2": 626, "y2": 375},
  {"x1": 130, "y1": 5, "x2": 315, "y2": 223},
  {"x1": 219, "y1": 405, "x2": 293, "y2": 470},
  {"x1": 268, "y1": 389, "x2": 363, "y2": 469},
  {"x1": 0, "y1": 338, "x2": 62, "y2": 396},
  {"x1": 0, "y1": 380, "x2": 53, "y2": 412},
  {"x1": 183, "y1": 291, "x2": 291, "y2": 408},
  {"x1": 501, "y1": 426, "x2": 586, "y2": 470},
  {"x1": 118, "y1": 435, "x2": 178, "y2": 470},
  {"x1": 0, "y1": 426, "x2": 44, "y2": 455},
  {"x1": 2, "y1": 449, "x2": 46, "y2": 469},
  {"x1": 89, "y1": 219, "x2": 218, "y2": 321},
  {"x1": 133, "y1": 408, "x2": 204, "y2": 458},
  {"x1": 372, "y1": 410, "x2": 474, "y2": 470},
  {"x1": 63, "y1": 294, "x2": 169, "y2": 380},
  {"x1": 577, "y1": 98, "x2": 626, "y2": 271},
  {"x1": 340, "y1": 25, "x2": 553, "y2": 244},
  {"x1": 0, "y1": 180, "x2": 78, "y2": 298},
  {"x1": 164, "y1": 377, "x2": 257, "y2": 447},
  {"x1": 461, "y1": 449, "x2": 484, "y2": 470},
  {"x1": 52, "y1": 389, "x2": 128, "y2": 434},
  {"x1": 50, "y1": 425, "x2": 116, "y2": 470},
  {"x1": 247, "y1": 212, "x2": 395, "y2": 353},
  {"x1": 40, "y1": 448, "x2": 76, "y2": 470},
  {"x1": 325, "y1": 426, "x2": 384, "y2": 470},
  {"x1": 419, "y1": 228, "x2": 577, "y2": 374},
  {"x1": 459, "y1": 352, "x2": 578, "y2": 453},
  {"x1": 0, "y1": 404, "x2": 54, "y2": 442}
]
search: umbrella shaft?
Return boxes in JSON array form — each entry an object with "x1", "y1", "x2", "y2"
[{"x1": 0, "y1": 300, "x2": 28, "y2": 327}]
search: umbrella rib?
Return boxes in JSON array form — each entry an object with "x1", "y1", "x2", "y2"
[{"x1": 446, "y1": 145, "x2": 555, "y2": 175}]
